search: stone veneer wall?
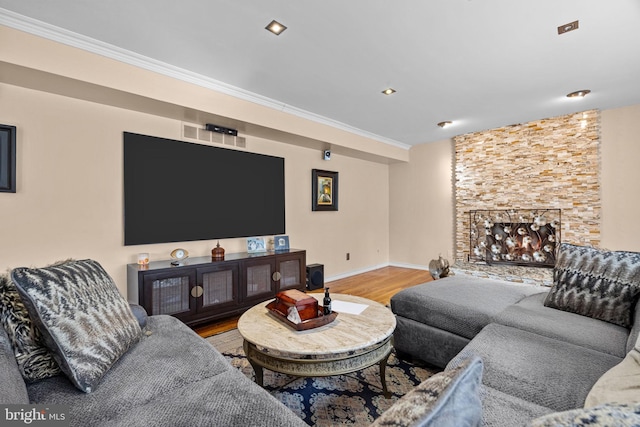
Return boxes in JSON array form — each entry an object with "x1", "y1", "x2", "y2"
[{"x1": 454, "y1": 109, "x2": 601, "y2": 266}]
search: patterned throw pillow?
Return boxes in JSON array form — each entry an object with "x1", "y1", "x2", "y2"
[
  {"x1": 370, "y1": 357, "x2": 483, "y2": 427},
  {"x1": 0, "y1": 273, "x2": 61, "y2": 381},
  {"x1": 11, "y1": 259, "x2": 142, "y2": 393},
  {"x1": 544, "y1": 243, "x2": 640, "y2": 328},
  {"x1": 531, "y1": 402, "x2": 640, "y2": 427}
]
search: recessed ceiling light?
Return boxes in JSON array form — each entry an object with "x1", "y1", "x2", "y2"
[
  {"x1": 265, "y1": 20, "x2": 287, "y2": 35},
  {"x1": 381, "y1": 88, "x2": 396, "y2": 95},
  {"x1": 437, "y1": 121, "x2": 453, "y2": 128},
  {"x1": 566, "y1": 89, "x2": 591, "y2": 98}
]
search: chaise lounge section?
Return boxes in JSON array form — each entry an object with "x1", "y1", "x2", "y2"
[{"x1": 391, "y1": 243, "x2": 640, "y2": 426}]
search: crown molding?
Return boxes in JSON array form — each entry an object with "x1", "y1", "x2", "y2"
[{"x1": 0, "y1": 8, "x2": 410, "y2": 150}]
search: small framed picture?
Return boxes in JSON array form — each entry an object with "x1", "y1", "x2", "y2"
[
  {"x1": 246, "y1": 237, "x2": 267, "y2": 253},
  {"x1": 0, "y1": 124, "x2": 17, "y2": 193},
  {"x1": 274, "y1": 235, "x2": 290, "y2": 251},
  {"x1": 312, "y1": 169, "x2": 338, "y2": 211}
]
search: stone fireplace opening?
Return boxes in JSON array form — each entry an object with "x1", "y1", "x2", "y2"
[{"x1": 469, "y1": 209, "x2": 561, "y2": 268}]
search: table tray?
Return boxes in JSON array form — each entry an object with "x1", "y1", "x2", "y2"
[{"x1": 266, "y1": 300, "x2": 338, "y2": 331}]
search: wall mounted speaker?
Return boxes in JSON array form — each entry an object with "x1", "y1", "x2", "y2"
[
  {"x1": 306, "y1": 263, "x2": 324, "y2": 290},
  {"x1": 205, "y1": 123, "x2": 238, "y2": 136},
  {"x1": 323, "y1": 150, "x2": 331, "y2": 161}
]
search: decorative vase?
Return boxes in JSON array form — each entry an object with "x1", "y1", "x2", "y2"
[{"x1": 212, "y1": 241, "x2": 225, "y2": 260}]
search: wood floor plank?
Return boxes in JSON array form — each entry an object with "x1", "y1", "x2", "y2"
[{"x1": 194, "y1": 266, "x2": 432, "y2": 337}]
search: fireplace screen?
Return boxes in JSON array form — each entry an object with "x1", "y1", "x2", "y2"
[{"x1": 469, "y1": 209, "x2": 561, "y2": 268}]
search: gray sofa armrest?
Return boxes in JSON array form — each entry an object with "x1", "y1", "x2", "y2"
[{"x1": 129, "y1": 304, "x2": 148, "y2": 329}]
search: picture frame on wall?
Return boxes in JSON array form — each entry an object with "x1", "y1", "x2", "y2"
[
  {"x1": 274, "y1": 235, "x2": 290, "y2": 251},
  {"x1": 0, "y1": 124, "x2": 16, "y2": 193},
  {"x1": 312, "y1": 169, "x2": 338, "y2": 211},
  {"x1": 246, "y1": 237, "x2": 267, "y2": 253}
]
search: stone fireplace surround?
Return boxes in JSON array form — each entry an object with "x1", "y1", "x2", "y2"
[{"x1": 453, "y1": 110, "x2": 600, "y2": 285}]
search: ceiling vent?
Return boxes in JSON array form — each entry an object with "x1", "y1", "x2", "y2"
[
  {"x1": 182, "y1": 122, "x2": 246, "y2": 148},
  {"x1": 557, "y1": 20, "x2": 579, "y2": 35}
]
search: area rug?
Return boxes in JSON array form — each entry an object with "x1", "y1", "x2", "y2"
[{"x1": 207, "y1": 329, "x2": 437, "y2": 426}]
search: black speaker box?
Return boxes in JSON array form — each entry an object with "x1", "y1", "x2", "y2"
[{"x1": 306, "y1": 263, "x2": 324, "y2": 290}]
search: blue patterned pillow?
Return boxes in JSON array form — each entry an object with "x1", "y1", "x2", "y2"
[
  {"x1": 531, "y1": 402, "x2": 640, "y2": 426},
  {"x1": 371, "y1": 357, "x2": 483, "y2": 427},
  {"x1": 11, "y1": 259, "x2": 141, "y2": 393},
  {"x1": 544, "y1": 243, "x2": 640, "y2": 328},
  {"x1": 0, "y1": 273, "x2": 61, "y2": 381}
]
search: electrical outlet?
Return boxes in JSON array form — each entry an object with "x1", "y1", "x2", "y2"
[{"x1": 346, "y1": 253, "x2": 350, "y2": 261}]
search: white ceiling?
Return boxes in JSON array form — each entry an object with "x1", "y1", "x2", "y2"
[{"x1": 1, "y1": 1, "x2": 639, "y2": 147}]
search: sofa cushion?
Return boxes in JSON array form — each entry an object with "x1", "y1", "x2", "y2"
[
  {"x1": 370, "y1": 356, "x2": 483, "y2": 427},
  {"x1": 448, "y1": 323, "x2": 622, "y2": 412},
  {"x1": 480, "y1": 385, "x2": 553, "y2": 427},
  {"x1": 494, "y1": 293, "x2": 629, "y2": 358},
  {"x1": 27, "y1": 315, "x2": 307, "y2": 427},
  {"x1": 391, "y1": 275, "x2": 544, "y2": 339},
  {"x1": 544, "y1": 243, "x2": 640, "y2": 328},
  {"x1": 394, "y1": 316, "x2": 471, "y2": 369},
  {"x1": 0, "y1": 273, "x2": 61, "y2": 381},
  {"x1": 0, "y1": 323, "x2": 30, "y2": 404},
  {"x1": 531, "y1": 402, "x2": 640, "y2": 427},
  {"x1": 584, "y1": 348, "x2": 640, "y2": 408},
  {"x1": 11, "y1": 259, "x2": 141, "y2": 393}
]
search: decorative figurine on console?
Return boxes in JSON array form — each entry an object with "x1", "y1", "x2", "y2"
[
  {"x1": 211, "y1": 241, "x2": 225, "y2": 260},
  {"x1": 170, "y1": 248, "x2": 189, "y2": 266}
]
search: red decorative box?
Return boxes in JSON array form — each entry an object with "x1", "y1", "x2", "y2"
[{"x1": 271, "y1": 289, "x2": 318, "y2": 321}]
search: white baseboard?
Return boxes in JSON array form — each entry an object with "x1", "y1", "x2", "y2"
[{"x1": 389, "y1": 261, "x2": 430, "y2": 271}]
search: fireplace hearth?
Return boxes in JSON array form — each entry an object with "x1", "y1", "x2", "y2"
[{"x1": 469, "y1": 209, "x2": 561, "y2": 268}]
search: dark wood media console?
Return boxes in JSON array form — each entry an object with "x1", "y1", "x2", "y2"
[{"x1": 127, "y1": 249, "x2": 306, "y2": 327}]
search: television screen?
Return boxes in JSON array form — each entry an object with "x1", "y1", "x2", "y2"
[{"x1": 123, "y1": 132, "x2": 285, "y2": 245}]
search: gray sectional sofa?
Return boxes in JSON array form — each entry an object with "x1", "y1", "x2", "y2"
[
  {"x1": 3, "y1": 246, "x2": 639, "y2": 427},
  {"x1": 391, "y1": 243, "x2": 640, "y2": 426},
  {"x1": 1, "y1": 309, "x2": 309, "y2": 427},
  {"x1": 0, "y1": 259, "x2": 309, "y2": 427}
]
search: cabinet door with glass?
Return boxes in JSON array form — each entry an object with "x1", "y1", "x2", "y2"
[
  {"x1": 275, "y1": 252, "x2": 306, "y2": 292},
  {"x1": 141, "y1": 270, "x2": 197, "y2": 319},
  {"x1": 196, "y1": 263, "x2": 239, "y2": 312},
  {"x1": 241, "y1": 257, "x2": 277, "y2": 303}
]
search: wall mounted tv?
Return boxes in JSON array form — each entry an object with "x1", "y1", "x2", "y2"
[{"x1": 123, "y1": 132, "x2": 285, "y2": 246}]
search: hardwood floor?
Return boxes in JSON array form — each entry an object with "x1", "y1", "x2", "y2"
[{"x1": 193, "y1": 266, "x2": 433, "y2": 338}]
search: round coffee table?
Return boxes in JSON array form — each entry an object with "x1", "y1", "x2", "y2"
[{"x1": 237, "y1": 293, "x2": 396, "y2": 398}]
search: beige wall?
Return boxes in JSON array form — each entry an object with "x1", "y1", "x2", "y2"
[
  {"x1": 389, "y1": 104, "x2": 640, "y2": 268},
  {"x1": 601, "y1": 104, "x2": 640, "y2": 251},
  {"x1": 389, "y1": 139, "x2": 454, "y2": 267},
  {"x1": 0, "y1": 83, "x2": 390, "y2": 296}
]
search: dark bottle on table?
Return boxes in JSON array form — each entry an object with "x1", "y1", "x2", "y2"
[{"x1": 323, "y1": 287, "x2": 332, "y2": 315}]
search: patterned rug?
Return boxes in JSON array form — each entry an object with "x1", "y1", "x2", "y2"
[{"x1": 207, "y1": 329, "x2": 437, "y2": 426}]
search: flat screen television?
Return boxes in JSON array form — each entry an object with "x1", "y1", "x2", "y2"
[{"x1": 123, "y1": 132, "x2": 285, "y2": 246}]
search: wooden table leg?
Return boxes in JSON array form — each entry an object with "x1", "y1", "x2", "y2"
[
  {"x1": 244, "y1": 339, "x2": 264, "y2": 386},
  {"x1": 379, "y1": 350, "x2": 392, "y2": 398}
]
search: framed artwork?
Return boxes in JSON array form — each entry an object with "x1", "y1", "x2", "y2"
[
  {"x1": 274, "y1": 235, "x2": 290, "y2": 251},
  {"x1": 312, "y1": 169, "x2": 338, "y2": 211},
  {"x1": 246, "y1": 237, "x2": 267, "y2": 253},
  {"x1": 0, "y1": 124, "x2": 16, "y2": 193}
]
